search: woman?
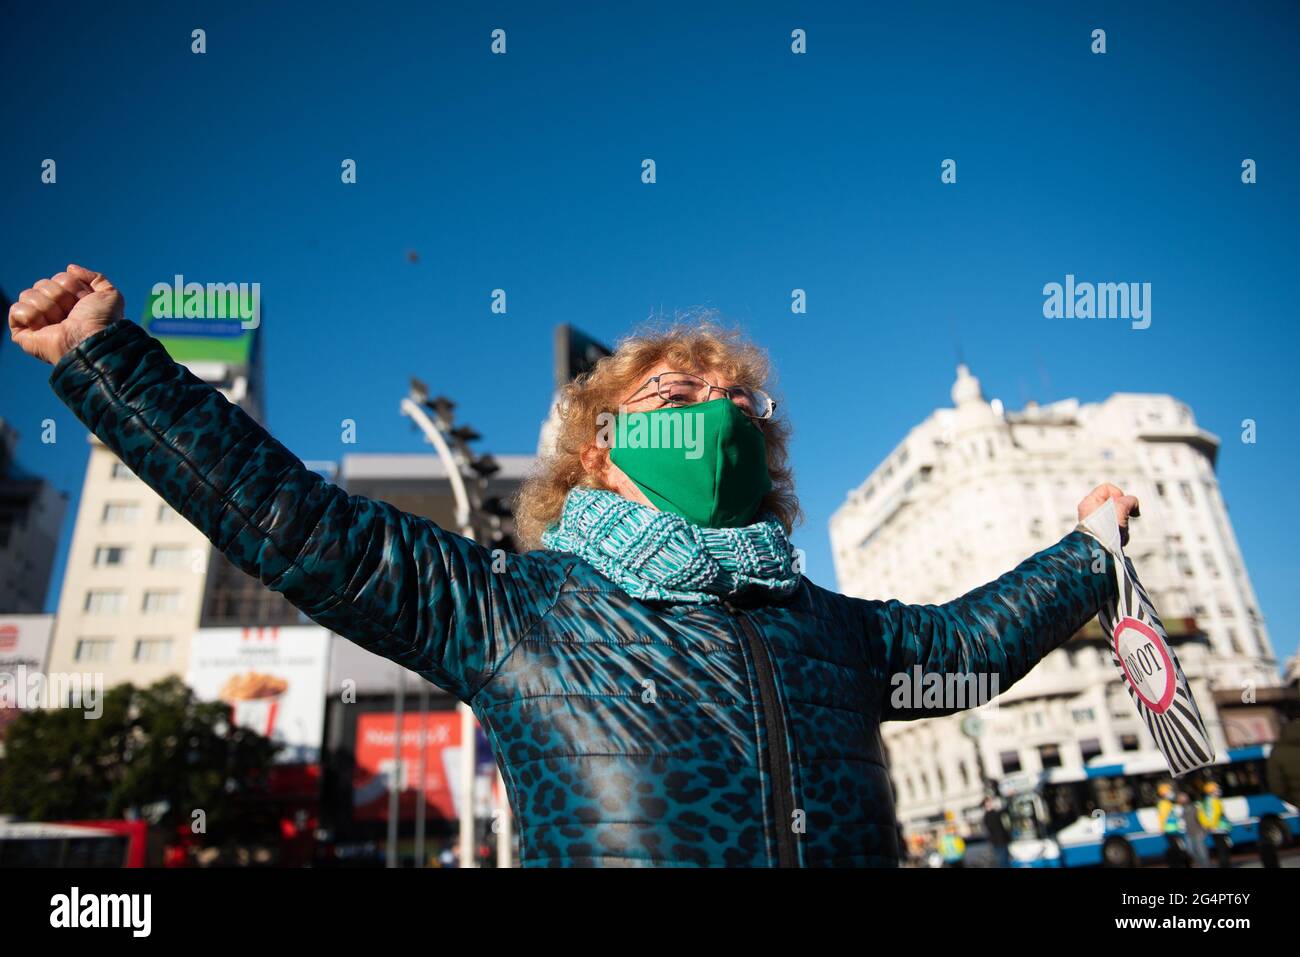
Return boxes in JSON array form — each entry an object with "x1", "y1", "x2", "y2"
[{"x1": 9, "y1": 265, "x2": 1138, "y2": 867}]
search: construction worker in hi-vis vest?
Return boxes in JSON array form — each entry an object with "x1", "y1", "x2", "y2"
[
  {"x1": 1156, "y1": 782, "x2": 1187, "y2": 867},
  {"x1": 1197, "y1": 781, "x2": 1232, "y2": 868},
  {"x1": 938, "y1": 811, "x2": 966, "y2": 868}
]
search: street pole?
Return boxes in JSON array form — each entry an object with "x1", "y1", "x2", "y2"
[
  {"x1": 386, "y1": 663, "x2": 405, "y2": 868},
  {"x1": 401, "y1": 393, "x2": 480, "y2": 868},
  {"x1": 459, "y1": 702, "x2": 477, "y2": 867},
  {"x1": 961, "y1": 714, "x2": 992, "y2": 804},
  {"x1": 399, "y1": 397, "x2": 475, "y2": 538},
  {"x1": 414, "y1": 680, "x2": 429, "y2": 868},
  {"x1": 496, "y1": 769, "x2": 512, "y2": 867}
]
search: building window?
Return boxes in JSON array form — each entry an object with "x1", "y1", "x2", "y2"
[
  {"x1": 1202, "y1": 553, "x2": 1220, "y2": 578},
  {"x1": 1000, "y1": 751, "x2": 1022, "y2": 775},
  {"x1": 92, "y1": 546, "x2": 129, "y2": 568},
  {"x1": 1156, "y1": 481, "x2": 1166, "y2": 498},
  {"x1": 1179, "y1": 482, "x2": 1194, "y2": 506},
  {"x1": 1119, "y1": 733, "x2": 1141, "y2": 752},
  {"x1": 1038, "y1": 745, "x2": 1062, "y2": 769},
  {"x1": 102, "y1": 502, "x2": 140, "y2": 524},
  {"x1": 142, "y1": 591, "x2": 182, "y2": 614},
  {"x1": 110, "y1": 461, "x2": 134, "y2": 479},
  {"x1": 1071, "y1": 707, "x2": 1095, "y2": 724},
  {"x1": 151, "y1": 546, "x2": 189, "y2": 569},
  {"x1": 74, "y1": 638, "x2": 114, "y2": 662},
  {"x1": 158, "y1": 504, "x2": 180, "y2": 523},
  {"x1": 1080, "y1": 738, "x2": 1103, "y2": 762},
  {"x1": 133, "y1": 637, "x2": 174, "y2": 664},
  {"x1": 84, "y1": 590, "x2": 124, "y2": 614},
  {"x1": 1227, "y1": 629, "x2": 1243, "y2": 655}
]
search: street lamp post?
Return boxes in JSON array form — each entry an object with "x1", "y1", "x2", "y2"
[
  {"x1": 400, "y1": 383, "x2": 515, "y2": 869},
  {"x1": 385, "y1": 665, "x2": 405, "y2": 868},
  {"x1": 414, "y1": 680, "x2": 429, "y2": 868},
  {"x1": 961, "y1": 714, "x2": 993, "y2": 797}
]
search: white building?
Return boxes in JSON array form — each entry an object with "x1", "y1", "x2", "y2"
[
  {"x1": 44, "y1": 443, "x2": 219, "y2": 690},
  {"x1": 829, "y1": 365, "x2": 1281, "y2": 832}
]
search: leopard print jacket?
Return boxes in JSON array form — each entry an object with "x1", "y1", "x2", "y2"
[{"x1": 51, "y1": 321, "x2": 1116, "y2": 867}]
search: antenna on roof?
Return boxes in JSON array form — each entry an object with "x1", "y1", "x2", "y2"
[
  {"x1": 1033, "y1": 347, "x2": 1053, "y2": 399},
  {"x1": 948, "y1": 319, "x2": 964, "y2": 368}
]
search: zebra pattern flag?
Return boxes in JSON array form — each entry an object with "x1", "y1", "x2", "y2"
[{"x1": 1080, "y1": 499, "x2": 1215, "y2": 777}]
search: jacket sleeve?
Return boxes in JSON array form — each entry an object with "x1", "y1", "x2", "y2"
[
  {"x1": 49, "y1": 320, "x2": 562, "y2": 703},
  {"x1": 865, "y1": 529, "x2": 1118, "y2": 720}
]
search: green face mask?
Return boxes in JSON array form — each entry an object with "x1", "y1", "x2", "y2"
[{"x1": 608, "y1": 397, "x2": 772, "y2": 528}]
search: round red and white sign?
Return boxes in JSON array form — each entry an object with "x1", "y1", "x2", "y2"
[{"x1": 1113, "y1": 616, "x2": 1176, "y2": 714}]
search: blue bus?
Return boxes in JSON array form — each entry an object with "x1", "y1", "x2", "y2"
[{"x1": 1001, "y1": 745, "x2": 1298, "y2": 868}]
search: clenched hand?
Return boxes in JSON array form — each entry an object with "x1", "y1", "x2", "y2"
[
  {"x1": 1077, "y1": 483, "x2": 1140, "y2": 545},
  {"x1": 8, "y1": 265, "x2": 124, "y2": 364}
]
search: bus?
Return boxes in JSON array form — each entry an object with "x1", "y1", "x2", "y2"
[
  {"x1": 1000, "y1": 745, "x2": 1298, "y2": 868},
  {"x1": 0, "y1": 819, "x2": 148, "y2": 867}
]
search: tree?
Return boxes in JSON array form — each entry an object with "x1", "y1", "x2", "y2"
[{"x1": 0, "y1": 676, "x2": 279, "y2": 843}]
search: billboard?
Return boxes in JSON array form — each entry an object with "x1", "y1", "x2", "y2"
[
  {"x1": 187, "y1": 626, "x2": 330, "y2": 763},
  {"x1": 140, "y1": 287, "x2": 258, "y2": 367},
  {"x1": 0, "y1": 615, "x2": 54, "y2": 740},
  {"x1": 352, "y1": 711, "x2": 495, "y2": 822}
]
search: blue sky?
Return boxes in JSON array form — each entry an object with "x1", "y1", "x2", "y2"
[{"x1": 1, "y1": 1, "x2": 1297, "y2": 664}]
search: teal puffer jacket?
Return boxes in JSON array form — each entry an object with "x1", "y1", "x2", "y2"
[{"x1": 51, "y1": 321, "x2": 1116, "y2": 867}]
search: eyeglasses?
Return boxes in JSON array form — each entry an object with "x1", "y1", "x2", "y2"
[{"x1": 623, "y1": 372, "x2": 777, "y2": 420}]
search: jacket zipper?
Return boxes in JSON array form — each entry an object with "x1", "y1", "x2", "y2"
[{"x1": 727, "y1": 603, "x2": 799, "y2": 868}]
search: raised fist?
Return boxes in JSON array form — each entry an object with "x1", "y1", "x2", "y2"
[
  {"x1": 1077, "y1": 483, "x2": 1140, "y2": 546},
  {"x1": 8, "y1": 264, "x2": 124, "y2": 364}
]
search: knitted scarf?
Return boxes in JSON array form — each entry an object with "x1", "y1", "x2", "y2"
[{"x1": 541, "y1": 486, "x2": 801, "y2": 604}]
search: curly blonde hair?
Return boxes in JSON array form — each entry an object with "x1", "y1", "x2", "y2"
[{"x1": 515, "y1": 317, "x2": 801, "y2": 550}]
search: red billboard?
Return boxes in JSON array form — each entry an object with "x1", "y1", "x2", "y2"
[{"x1": 353, "y1": 712, "x2": 493, "y2": 822}]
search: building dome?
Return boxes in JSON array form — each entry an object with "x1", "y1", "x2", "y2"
[
  {"x1": 951, "y1": 364, "x2": 983, "y2": 407},
  {"x1": 948, "y1": 363, "x2": 1002, "y2": 433}
]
